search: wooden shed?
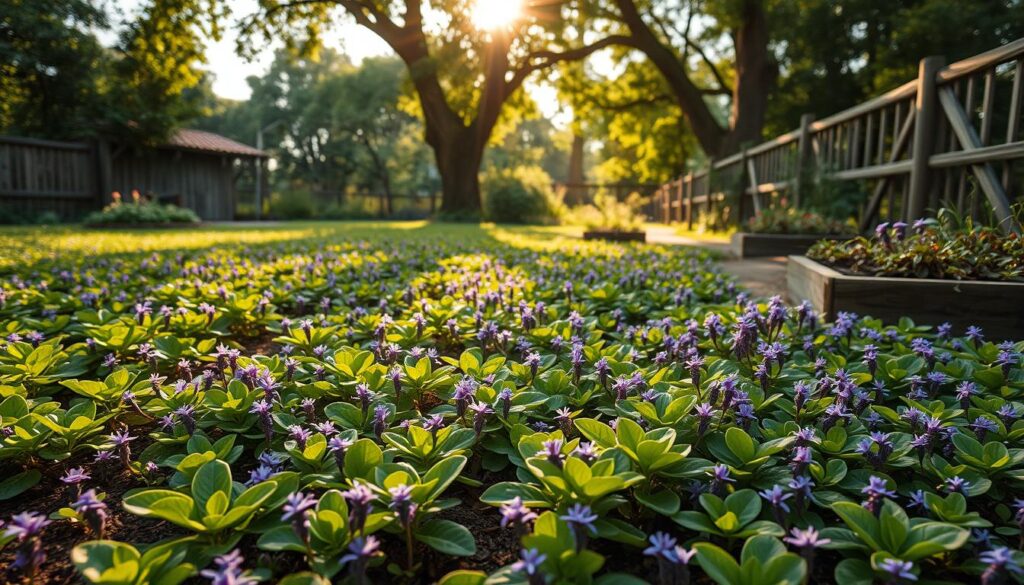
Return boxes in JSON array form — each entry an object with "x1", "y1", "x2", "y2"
[{"x1": 0, "y1": 129, "x2": 268, "y2": 222}]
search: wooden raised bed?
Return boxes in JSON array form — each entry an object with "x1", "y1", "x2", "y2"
[
  {"x1": 731, "y1": 233, "x2": 849, "y2": 258},
  {"x1": 787, "y1": 255, "x2": 1024, "y2": 339},
  {"x1": 583, "y1": 230, "x2": 646, "y2": 243}
]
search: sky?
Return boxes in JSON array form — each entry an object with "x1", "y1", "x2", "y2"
[{"x1": 100, "y1": 0, "x2": 393, "y2": 100}]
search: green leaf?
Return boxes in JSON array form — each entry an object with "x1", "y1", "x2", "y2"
[
  {"x1": 72, "y1": 540, "x2": 141, "y2": 585},
  {"x1": 415, "y1": 519, "x2": 476, "y2": 556},
  {"x1": 422, "y1": 456, "x2": 467, "y2": 501},
  {"x1": 724, "y1": 427, "x2": 756, "y2": 462},
  {"x1": 0, "y1": 469, "x2": 41, "y2": 500},
  {"x1": 741, "y1": 535, "x2": 786, "y2": 564},
  {"x1": 616, "y1": 418, "x2": 645, "y2": 452},
  {"x1": 574, "y1": 418, "x2": 617, "y2": 449},
  {"x1": 436, "y1": 571, "x2": 487, "y2": 585},
  {"x1": 694, "y1": 542, "x2": 742, "y2": 585},
  {"x1": 480, "y1": 482, "x2": 551, "y2": 507},
  {"x1": 832, "y1": 501, "x2": 883, "y2": 551},
  {"x1": 191, "y1": 460, "x2": 232, "y2": 512},
  {"x1": 834, "y1": 559, "x2": 874, "y2": 585},
  {"x1": 635, "y1": 489, "x2": 680, "y2": 515},
  {"x1": 343, "y1": 439, "x2": 383, "y2": 481}
]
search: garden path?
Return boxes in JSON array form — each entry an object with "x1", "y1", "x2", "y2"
[{"x1": 643, "y1": 225, "x2": 790, "y2": 299}]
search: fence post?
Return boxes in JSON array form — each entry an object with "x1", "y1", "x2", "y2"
[
  {"x1": 675, "y1": 178, "x2": 684, "y2": 223},
  {"x1": 94, "y1": 139, "x2": 112, "y2": 207},
  {"x1": 686, "y1": 173, "x2": 695, "y2": 230},
  {"x1": 906, "y1": 56, "x2": 945, "y2": 221},
  {"x1": 793, "y1": 113, "x2": 815, "y2": 208},
  {"x1": 736, "y1": 148, "x2": 749, "y2": 228}
]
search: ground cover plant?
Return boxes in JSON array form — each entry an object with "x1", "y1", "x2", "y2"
[
  {"x1": 808, "y1": 215, "x2": 1023, "y2": 281},
  {"x1": 746, "y1": 208, "x2": 853, "y2": 236},
  {"x1": 0, "y1": 221, "x2": 1022, "y2": 584}
]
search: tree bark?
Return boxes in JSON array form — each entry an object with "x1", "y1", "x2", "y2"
[
  {"x1": 567, "y1": 134, "x2": 585, "y2": 205},
  {"x1": 428, "y1": 119, "x2": 485, "y2": 215},
  {"x1": 614, "y1": 0, "x2": 774, "y2": 158},
  {"x1": 719, "y1": 0, "x2": 774, "y2": 155}
]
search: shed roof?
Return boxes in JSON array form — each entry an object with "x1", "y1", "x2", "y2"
[{"x1": 165, "y1": 129, "x2": 268, "y2": 158}]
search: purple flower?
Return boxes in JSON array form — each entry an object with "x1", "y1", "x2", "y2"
[
  {"x1": 560, "y1": 503, "x2": 598, "y2": 552},
  {"x1": 4, "y1": 511, "x2": 50, "y2": 577},
  {"x1": 966, "y1": 326, "x2": 985, "y2": 347},
  {"x1": 282, "y1": 491, "x2": 317, "y2": 545},
  {"x1": 500, "y1": 497, "x2": 537, "y2": 530},
  {"x1": 200, "y1": 549, "x2": 258, "y2": 585},
  {"x1": 61, "y1": 467, "x2": 91, "y2": 486},
  {"x1": 709, "y1": 463, "x2": 735, "y2": 496},
  {"x1": 784, "y1": 526, "x2": 830, "y2": 549},
  {"x1": 759, "y1": 485, "x2": 793, "y2": 523},
  {"x1": 541, "y1": 439, "x2": 564, "y2": 468},
  {"x1": 511, "y1": 548, "x2": 547, "y2": 579},
  {"x1": 343, "y1": 485, "x2": 376, "y2": 535},
  {"x1": 288, "y1": 425, "x2": 312, "y2": 449},
  {"x1": 469, "y1": 401, "x2": 494, "y2": 436},
  {"x1": 339, "y1": 536, "x2": 380, "y2": 584},
  {"x1": 372, "y1": 404, "x2": 390, "y2": 439},
  {"x1": 72, "y1": 489, "x2": 108, "y2": 539},
  {"x1": 878, "y1": 558, "x2": 917, "y2": 582},
  {"x1": 944, "y1": 476, "x2": 971, "y2": 495},
  {"x1": 388, "y1": 484, "x2": 417, "y2": 528},
  {"x1": 861, "y1": 476, "x2": 896, "y2": 515},
  {"x1": 980, "y1": 547, "x2": 1024, "y2": 585},
  {"x1": 109, "y1": 429, "x2": 136, "y2": 465},
  {"x1": 643, "y1": 531, "x2": 678, "y2": 562}
]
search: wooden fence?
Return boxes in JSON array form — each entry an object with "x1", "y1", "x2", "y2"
[
  {"x1": 0, "y1": 136, "x2": 103, "y2": 220},
  {"x1": 652, "y1": 39, "x2": 1024, "y2": 233}
]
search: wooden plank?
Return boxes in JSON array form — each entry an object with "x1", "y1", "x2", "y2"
[
  {"x1": 833, "y1": 160, "x2": 913, "y2": 181},
  {"x1": 0, "y1": 135, "x2": 90, "y2": 150},
  {"x1": 788, "y1": 255, "x2": 1024, "y2": 338},
  {"x1": 939, "y1": 87, "x2": 1018, "y2": 232},
  {"x1": 930, "y1": 140, "x2": 1024, "y2": 167},
  {"x1": 1003, "y1": 59, "x2": 1023, "y2": 195},
  {"x1": 938, "y1": 37, "x2": 1024, "y2": 82},
  {"x1": 858, "y1": 108, "x2": 916, "y2": 231}
]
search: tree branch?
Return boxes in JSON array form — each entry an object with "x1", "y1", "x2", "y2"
[
  {"x1": 684, "y1": 37, "x2": 730, "y2": 95},
  {"x1": 505, "y1": 34, "x2": 638, "y2": 98}
]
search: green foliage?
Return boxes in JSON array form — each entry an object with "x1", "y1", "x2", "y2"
[
  {"x1": 569, "y1": 192, "x2": 646, "y2": 231},
  {"x1": 482, "y1": 165, "x2": 564, "y2": 224},
  {"x1": 0, "y1": 222, "x2": 1019, "y2": 584},
  {"x1": 746, "y1": 207, "x2": 853, "y2": 235},
  {"x1": 83, "y1": 199, "x2": 200, "y2": 226},
  {"x1": 809, "y1": 215, "x2": 1024, "y2": 280}
]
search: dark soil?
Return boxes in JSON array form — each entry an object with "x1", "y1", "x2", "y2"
[{"x1": 0, "y1": 456, "x2": 184, "y2": 585}]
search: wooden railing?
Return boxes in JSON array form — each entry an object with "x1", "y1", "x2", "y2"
[{"x1": 652, "y1": 39, "x2": 1024, "y2": 233}]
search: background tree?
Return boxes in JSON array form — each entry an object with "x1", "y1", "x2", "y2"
[
  {"x1": 573, "y1": 0, "x2": 776, "y2": 158},
  {"x1": 244, "y1": 0, "x2": 632, "y2": 215},
  {"x1": 198, "y1": 50, "x2": 437, "y2": 214},
  {"x1": 0, "y1": 0, "x2": 109, "y2": 138}
]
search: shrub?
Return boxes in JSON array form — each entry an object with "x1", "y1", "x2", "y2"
[
  {"x1": 268, "y1": 189, "x2": 316, "y2": 220},
  {"x1": 808, "y1": 213, "x2": 1024, "y2": 280},
  {"x1": 482, "y1": 165, "x2": 563, "y2": 224},
  {"x1": 569, "y1": 191, "x2": 646, "y2": 231},
  {"x1": 83, "y1": 195, "x2": 199, "y2": 226},
  {"x1": 747, "y1": 207, "x2": 853, "y2": 235}
]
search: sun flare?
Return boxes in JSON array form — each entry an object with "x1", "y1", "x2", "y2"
[{"x1": 471, "y1": 0, "x2": 523, "y2": 30}]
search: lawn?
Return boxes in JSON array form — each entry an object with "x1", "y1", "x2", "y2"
[{"x1": 0, "y1": 221, "x2": 1021, "y2": 585}]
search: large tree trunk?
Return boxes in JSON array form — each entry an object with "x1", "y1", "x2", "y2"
[
  {"x1": 428, "y1": 119, "x2": 484, "y2": 216},
  {"x1": 614, "y1": 0, "x2": 774, "y2": 158},
  {"x1": 567, "y1": 134, "x2": 585, "y2": 205},
  {"x1": 718, "y1": 0, "x2": 773, "y2": 156}
]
